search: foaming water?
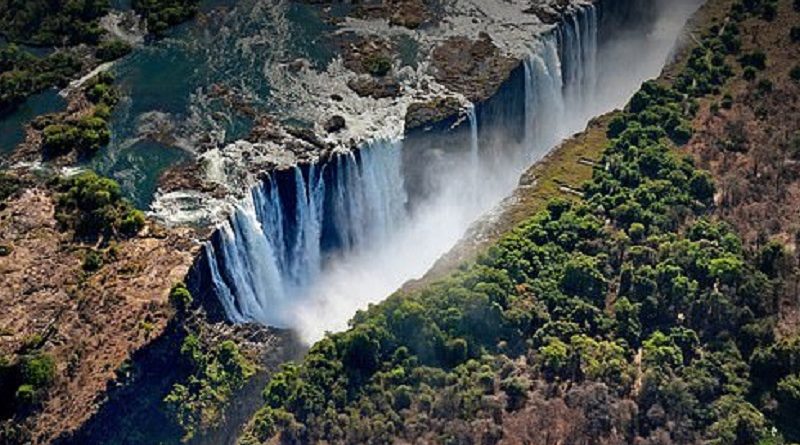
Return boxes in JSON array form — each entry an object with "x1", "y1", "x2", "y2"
[{"x1": 204, "y1": 0, "x2": 703, "y2": 342}]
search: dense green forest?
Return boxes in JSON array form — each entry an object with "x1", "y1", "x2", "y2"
[
  {"x1": 0, "y1": 0, "x2": 196, "y2": 119},
  {"x1": 132, "y1": 0, "x2": 199, "y2": 35},
  {"x1": 238, "y1": 2, "x2": 800, "y2": 444},
  {"x1": 0, "y1": 44, "x2": 82, "y2": 117},
  {"x1": 0, "y1": 0, "x2": 109, "y2": 46}
]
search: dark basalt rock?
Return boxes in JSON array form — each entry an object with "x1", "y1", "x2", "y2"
[
  {"x1": 388, "y1": 0, "x2": 428, "y2": 29},
  {"x1": 405, "y1": 97, "x2": 462, "y2": 130},
  {"x1": 347, "y1": 75, "x2": 401, "y2": 99},
  {"x1": 324, "y1": 115, "x2": 347, "y2": 133},
  {"x1": 286, "y1": 126, "x2": 328, "y2": 149},
  {"x1": 247, "y1": 116, "x2": 285, "y2": 143},
  {"x1": 347, "y1": 0, "x2": 433, "y2": 29},
  {"x1": 431, "y1": 32, "x2": 519, "y2": 103},
  {"x1": 523, "y1": 0, "x2": 572, "y2": 24}
]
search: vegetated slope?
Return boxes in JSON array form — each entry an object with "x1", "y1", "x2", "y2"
[
  {"x1": 237, "y1": 1, "x2": 800, "y2": 444},
  {"x1": 0, "y1": 170, "x2": 296, "y2": 445},
  {"x1": 0, "y1": 170, "x2": 195, "y2": 443},
  {"x1": 675, "y1": 0, "x2": 800, "y2": 334}
]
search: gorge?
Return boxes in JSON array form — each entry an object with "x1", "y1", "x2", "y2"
[
  {"x1": 196, "y1": 0, "x2": 703, "y2": 342},
  {"x1": 5, "y1": 0, "x2": 799, "y2": 443}
]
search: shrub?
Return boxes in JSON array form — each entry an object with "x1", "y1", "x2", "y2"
[
  {"x1": 43, "y1": 124, "x2": 81, "y2": 156},
  {"x1": 739, "y1": 51, "x2": 766, "y2": 70},
  {"x1": 362, "y1": 54, "x2": 392, "y2": 77},
  {"x1": 0, "y1": 173, "x2": 22, "y2": 203},
  {"x1": 721, "y1": 94, "x2": 734, "y2": 109},
  {"x1": 670, "y1": 123, "x2": 693, "y2": 145},
  {"x1": 0, "y1": 46, "x2": 82, "y2": 117},
  {"x1": 164, "y1": 334, "x2": 255, "y2": 441},
  {"x1": 757, "y1": 78, "x2": 773, "y2": 94},
  {"x1": 169, "y1": 282, "x2": 193, "y2": 313},
  {"x1": 15, "y1": 384, "x2": 37, "y2": 404},
  {"x1": 689, "y1": 170, "x2": 716, "y2": 204},
  {"x1": 791, "y1": 66, "x2": 800, "y2": 82},
  {"x1": 120, "y1": 209, "x2": 146, "y2": 236},
  {"x1": 499, "y1": 377, "x2": 529, "y2": 411},
  {"x1": 96, "y1": 39, "x2": 132, "y2": 62},
  {"x1": 792, "y1": 27, "x2": 800, "y2": 43},
  {"x1": 607, "y1": 114, "x2": 628, "y2": 138},
  {"x1": 0, "y1": 0, "x2": 109, "y2": 46},
  {"x1": 56, "y1": 171, "x2": 144, "y2": 238},
  {"x1": 760, "y1": 3, "x2": 776, "y2": 20},
  {"x1": 132, "y1": 0, "x2": 199, "y2": 36},
  {"x1": 42, "y1": 116, "x2": 110, "y2": 157},
  {"x1": 743, "y1": 66, "x2": 757, "y2": 81},
  {"x1": 82, "y1": 249, "x2": 104, "y2": 272},
  {"x1": 17, "y1": 352, "x2": 57, "y2": 404}
]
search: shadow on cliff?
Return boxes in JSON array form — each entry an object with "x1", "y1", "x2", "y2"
[{"x1": 51, "y1": 313, "x2": 303, "y2": 445}]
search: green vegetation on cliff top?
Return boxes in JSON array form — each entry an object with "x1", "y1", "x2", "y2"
[{"x1": 239, "y1": 1, "x2": 800, "y2": 444}]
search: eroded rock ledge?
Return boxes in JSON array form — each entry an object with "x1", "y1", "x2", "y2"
[{"x1": 150, "y1": 0, "x2": 597, "y2": 230}]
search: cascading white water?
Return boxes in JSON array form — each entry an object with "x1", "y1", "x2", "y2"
[
  {"x1": 203, "y1": 0, "x2": 702, "y2": 341},
  {"x1": 206, "y1": 139, "x2": 407, "y2": 327},
  {"x1": 466, "y1": 105, "x2": 480, "y2": 205}
]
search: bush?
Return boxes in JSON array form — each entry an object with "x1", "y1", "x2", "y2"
[
  {"x1": 0, "y1": 0, "x2": 109, "y2": 46},
  {"x1": 792, "y1": 27, "x2": 800, "y2": 43},
  {"x1": 0, "y1": 46, "x2": 82, "y2": 117},
  {"x1": 757, "y1": 78, "x2": 773, "y2": 94},
  {"x1": 120, "y1": 210, "x2": 146, "y2": 236},
  {"x1": 362, "y1": 54, "x2": 392, "y2": 77},
  {"x1": 41, "y1": 72, "x2": 116, "y2": 158},
  {"x1": 164, "y1": 333, "x2": 255, "y2": 441},
  {"x1": 82, "y1": 249, "x2": 104, "y2": 272},
  {"x1": 16, "y1": 352, "x2": 57, "y2": 404},
  {"x1": 791, "y1": 66, "x2": 800, "y2": 82},
  {"x1": 760, "y1": 3, "x2": 776, "y2": 20},
  {"x1": 169, "y1": 282, "x2": 193, "y2": 313},
  {"x1": 56, "y1": 171, "x2": 145, "y2": 238},
  {"x1": 499, "y1": 377, "x2": 529, "y2": 411},
  {"x1": 15, "y1": 384, "x2": 37, "y2": 404},
  {"x1": 96, "y1": 39, "x2": 132, "y2": 62},
  {"x1": 42, "y1": 116, "x2": 110, "y2": 157},
  {"x1": 743, "y1": 66, "x2": 757, "y2": 81},
  {"x1": 670, "y1": 123, "x2": 693, "y2": 145},
  {"x1": 607, "y1": 114, "x2": 628, "y2": 138},
  {"x1": 0, "y1": 172, "x2": 22, "y2": 202},
  {"x1": 132, "y1": 0, "x2": 199, "y2": 36},
  {"x1": 739, "y1": 51, "x2": 767, "y2": 70},
  {"x1": 721, "y1": 94, "x2": 734, "y2": 109}
]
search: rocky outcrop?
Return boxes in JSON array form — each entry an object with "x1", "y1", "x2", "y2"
[
  {"x1": 431, "y1": 32, "x2": 520, "y2": 103},
  {"x1": 0, "y1": 175, "x2": 197, "y2": 443},
  {"x1": 405, "y1": 96, "x2": 463, "y2": 130},
  {"x1": 347, "y1": 0, "x2": 436, "y2": 29}
]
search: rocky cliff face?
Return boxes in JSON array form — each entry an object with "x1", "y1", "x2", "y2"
[{"x1": 0, "y1": 172, "x2": 196, "y2": 443}]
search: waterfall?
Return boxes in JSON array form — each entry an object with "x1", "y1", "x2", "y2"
[
  {"x1": 202, "y1": 3, "x2": 606, "y2": 338},
  {"x1": 522, "y1": 4, "x2": 599, "y2": 163},
  {"x1": 466, "y1": 105, "x2": 480, "y2": 204},
  {"x1": 206, "y1": 139, "x2": 407, "y2": 327}
]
